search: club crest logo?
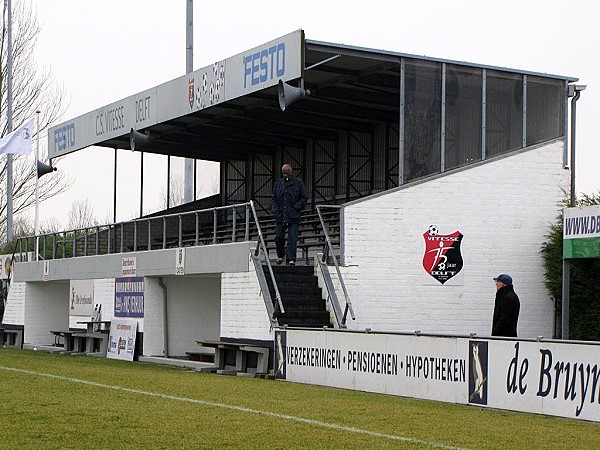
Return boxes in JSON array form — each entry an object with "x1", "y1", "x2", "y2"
[
  {"x1": 188, "y1": 78, "x2": 195, "y2": 109},
  {"x1": 423, "y1": 225, "x2": 464, "y2": 284}
]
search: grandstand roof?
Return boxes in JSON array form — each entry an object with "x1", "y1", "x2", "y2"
[{"x1": 48, "y1": 29, "x2": 577, "y2": 162}]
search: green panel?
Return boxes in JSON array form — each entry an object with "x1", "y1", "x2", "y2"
[{"x1": 563, "y1": 237, "x2": 600, "y2": 259}]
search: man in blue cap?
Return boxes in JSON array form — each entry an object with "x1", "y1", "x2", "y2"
[{"x1": 492, "y1": 274, "x2": 520, "y2": 337}]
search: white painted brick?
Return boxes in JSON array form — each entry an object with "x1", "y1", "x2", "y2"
[
  {"x1": 221, "y1": 262, "x2": 272, "y2": 341},
  {"x1": 338, "y1": 142, "x2": 567, "y2": 339}
]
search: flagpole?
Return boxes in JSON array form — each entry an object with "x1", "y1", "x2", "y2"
[
  {"x1": 6, "y1": 0, "x2": 14, "y2": 242},
  {"x1": 35, "y1": 110, "x2": 41, "y2": 260}
]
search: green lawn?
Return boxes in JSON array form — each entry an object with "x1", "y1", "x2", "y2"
[{"x1": 0, "y1": 348, "x2": 598, "y2": 449}]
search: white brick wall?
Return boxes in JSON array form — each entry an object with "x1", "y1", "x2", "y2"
[
  {"x1": 142, "y1": 277, "x2": 165, "y2": 356},
  {"x1": 24, "y1": 282, "x2": 69, "y2": 345},
  {"x1": 221, "y1": 255, "x2": 273, "y2": 341},
  {"x1": 339, "y1": 141, "x2": 568, "y2": 339},
  {"x1": 162, "y1": 276, "x2": 221, "y2": 357}
]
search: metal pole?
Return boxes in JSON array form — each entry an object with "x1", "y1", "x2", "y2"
[
  {"x1": 140, "y1": 151, "x2": 144, "y2": 217},
  {"x1": 6, "y1": 0, "x2": 14, "y2": 242},
  {"x1": 561, "y1": 261, "x2": 570, "y2": 339},
  {"x1": 183, "y1": 0, "x2": 194, "y2": 203},
  {"x1": 113, "y1": 149, "x2": 118, "y2": 223},
  {"x1": 569, "y1": 90, "x2": 581, "y2": 208},
  {"x1": 35, "y1": 110, "x2": 41, "y2": 260},
  {"x1": 562, "y1": 88, "x2": 583, "y2": 340},
  {"x1": 167, "y1": 155, "x2": 171, "y2": 209}
]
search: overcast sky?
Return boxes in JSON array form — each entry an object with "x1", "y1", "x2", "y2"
[{"x1": 30, "y1": 0, "x2": 599, "y2": 227}]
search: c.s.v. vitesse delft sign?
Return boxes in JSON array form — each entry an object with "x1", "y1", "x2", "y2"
[{"x1": 422, "y1": 225, "x2": 464, "y2": 285}]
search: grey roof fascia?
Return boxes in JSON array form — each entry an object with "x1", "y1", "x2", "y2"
[{"x1": 305, "y1": 39, "x2": 578, "y2": 83}]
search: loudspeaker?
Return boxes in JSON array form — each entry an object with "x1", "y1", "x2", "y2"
[
  {"x1": 129, "y1": 128, "x2": 152, "y2": 151},
  {"x1": 37, "y1": 160, "x2": 57, "y2": 178},
  {"x1": 277, "y1": 80, "x2": 311, "y2": 111}
]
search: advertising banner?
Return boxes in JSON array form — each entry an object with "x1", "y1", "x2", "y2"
[
  {"x1": 563, "y1": 205, "x2": 600, "y2": 258},
  {"x1": 121, "y1": 256, "x2": 137, "y2": 277},
  {"x1": 69, "y1": 279, "x2": 94, "y2": 316},
  {"x1": 279, "y1": 329, "x2": 600, "y2": 422},
  {"x1": 279, "y1": 329, "x2": 466, "y2": 403},
  {"x1": 175, "y1": 247, "x2": 185, "y2": 275},
  {"x1": 48, "y1": 30, "x2": 303, "y2": 158},
  {"x1": 106, "y1": 318, "x2": 137, "y2": 361},
  {"x1": 114, "y1": 277, "x2": 144, "y2": 317},
  {"x1": 0, "y1": 252, "x2": 34, "y2": 279}
]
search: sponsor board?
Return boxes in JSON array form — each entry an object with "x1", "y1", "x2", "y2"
[
  {"x1": 563, "y1": 205, "x2": 600, "y2": 258},
  {"x1": 106, "y1": 318, "x2": 137, "y2": 361},
  {"x1": 279, "y1": 329, "x2": 600, "y2": 422},
  {"x1": 121, "y1": 256, "x2": 137, "y2": 277},
  {"x1": 114, "y1": 277, "x2": 144, "y2": 318},
  {"x1": 0, "y1": 252, "x2": 34, "y2": 279},
  {"x1": 48, "y1": 30, "x2": 303, "y2": 158},
  {"x1": 175, "y1": 247, "x2": 185, "y2": 275},
  {"x1": 69, "y1": 279, "x2": 95, "y2": 316}
]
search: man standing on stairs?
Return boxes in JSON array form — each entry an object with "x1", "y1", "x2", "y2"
[{"x1": 272, "y1": 163, "x2": 308, "y2": 266}]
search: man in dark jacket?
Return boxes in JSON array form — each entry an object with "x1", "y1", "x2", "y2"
[
  {"x1": 492, "y1": 274, "x2": 520, "y2": 337},
  {"x1": 272, "y1": 164, "x2": 308, "y2": 266}
]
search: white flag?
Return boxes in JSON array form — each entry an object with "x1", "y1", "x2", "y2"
[{"x1": 0, "y1": 118, "x2": 34, "y2": 155}]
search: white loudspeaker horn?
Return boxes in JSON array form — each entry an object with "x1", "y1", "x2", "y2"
[
  {"x1": 129, "y1": 128, "x2": 152, "y2": 151},
  {"x1": 278, "y1": 79, "x2": 311, "y2": 111},
  {"x1": 37, "y1": 160, "x2": 57, "y2": 178}
]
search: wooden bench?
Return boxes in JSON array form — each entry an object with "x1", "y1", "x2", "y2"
[{"x1": 196, "y1": 340, "x2": 270, "y2": 376}]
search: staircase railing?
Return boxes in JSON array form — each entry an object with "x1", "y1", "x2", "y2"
[
  {"x1": 249, "y1": 201, "x2": 284, "y2": 320},
  {"x1": 316, "y1": 205, "x2": 355, "y2": 327},
  {"x1": 12, "y1": 203, "x2": 261, "y2": 262},
  {"x1": 10, "y1": 201, "x2": 285, "y2": 326}
]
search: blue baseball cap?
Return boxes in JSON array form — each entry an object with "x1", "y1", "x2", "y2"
[{"x1": 493, "y1": 274, "x2": 513, "y2": 285}]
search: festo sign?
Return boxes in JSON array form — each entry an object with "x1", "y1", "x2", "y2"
[{"x1": 48, "y1": 30, "x2": 303, "y2": 159}]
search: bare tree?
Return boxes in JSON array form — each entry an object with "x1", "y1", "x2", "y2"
[
  {"x1": 40, "y1": 216, "x2": 62, "y2": 234},
  {"x1": 197, "y1": 163, "x2": 220, "y2": 199},
  {"x1": 67, "y1": 198, "x2": 97, "y2": 229},
  {"x1": 157, "y1": 167, "x2": 220, "y2": 211},
  {"x1": 158, "y1": 174, "x2": 185, "y2": 210},
  {"x1": 0, "y1": 1, "x2": 72, "y2": 242}
]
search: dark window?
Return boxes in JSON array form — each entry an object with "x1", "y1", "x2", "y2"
[
  {"x1": 486, "y1": 71, "x2": 523, "y2": 156},
  {"x1": 404, "y1": 61, "x2": 441, "y2": 182},
  {"x1": 526, "y1": 77, "x2": 565, "y2": 146},
  {"x1": 445, "y1": 65, "x2": 482, "y2": 169}
]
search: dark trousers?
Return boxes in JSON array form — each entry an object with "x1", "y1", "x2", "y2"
[{"x1": 275, "y1": 221, "x2": 299, "y2": 262}]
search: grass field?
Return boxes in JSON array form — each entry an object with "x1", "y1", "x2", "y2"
[{"x1": 1, "y1": 348, "x2": 598, "y2": 449}]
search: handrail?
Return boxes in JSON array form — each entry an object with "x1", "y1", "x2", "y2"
[
  {"x1": 12, "y1": 203, "x2": 258, "y2": 262},
  {"x1": 249, "y1": 200, "x2": 284, "y2": 316},
  {"x1": 316, "y1": 205, "x2": 355, "y2": 325},
  {"x1": 10, "y1": 201, "x2": 285, "y2": 324},
  {"x1": 316, "y1": 252, "x2": 345, "y2": 328}
]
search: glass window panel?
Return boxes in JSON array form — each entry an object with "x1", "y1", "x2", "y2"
[
  {"x1": 445, "y1": 65, "x2": 482, "y2": 169},
  {"x1": 404, "y1": 61, "x2": 441, "y2": 182},
  {"x1": 526, "y1": 77, "x2": 565, "y2": 146},
  {"x1": 486, "y1": 71, "x2": 523, "y2": 156}
]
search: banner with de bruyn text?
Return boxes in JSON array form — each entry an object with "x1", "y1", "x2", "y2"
[{"x1": 279, "y1": 329, "x2": 600, "y2": 422}]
